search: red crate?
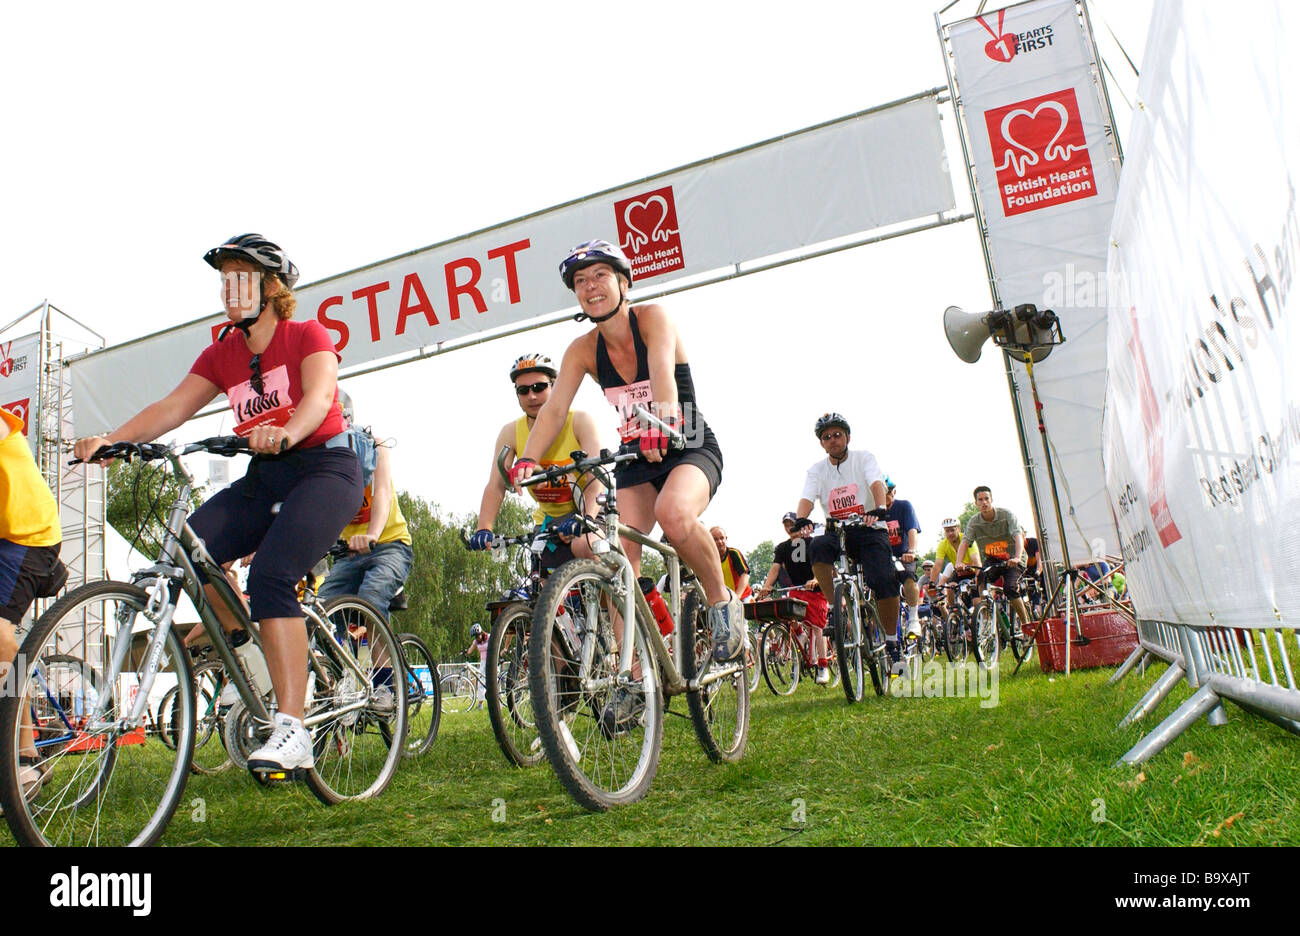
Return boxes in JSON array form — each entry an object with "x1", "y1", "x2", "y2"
[{"x1": 1033, "y1": 609, "x2": 1138, "y2": 673}]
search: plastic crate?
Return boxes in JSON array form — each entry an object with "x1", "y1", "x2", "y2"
[{"x1": 1033, "y1": 609, "x2": 1139, "y2": 673}]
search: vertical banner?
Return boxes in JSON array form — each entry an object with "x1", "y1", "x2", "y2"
[
  {"x1": 1104, "y1": 2, "x2": 1300, "y2": 626},
  {"x1": 942, "y1": 0, "x2": 1123, "y2": 563},
  {"x1": 0, "y1": 332, "x2": 41, "y2": 436}
]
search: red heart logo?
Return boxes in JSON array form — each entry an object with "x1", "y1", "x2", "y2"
[
  {"x1": 0, "y1": 359, "x2": 12, "y2": 378},
  {"x1": 623, "y1": 197, "x2": 669, "y2": 252},
  {"x1": 985, "y1": 33, "x2": 1017, "y2": 63}
]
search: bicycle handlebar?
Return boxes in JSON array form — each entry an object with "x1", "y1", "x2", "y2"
[{"x1": 69, "y1": 435, "x2": 287, "y2": 466}]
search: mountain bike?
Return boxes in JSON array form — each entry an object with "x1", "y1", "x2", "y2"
[
  {"x1": 751, "y1": 588, "x2": 839, "y2": 696},
  {"x1": 971, "y1": 563, "x2": 1035, "y2": 668},
  {"x1": 0, "y1": 437, "x2": 407, "y2": 847},
  {"x1": 826, "y1": 515, "x2": 890, "y2": 701},
  {"x1": 520, "y1": 416, "x2": 749, "y2": 811}
]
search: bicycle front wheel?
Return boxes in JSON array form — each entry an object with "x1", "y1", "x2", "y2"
[
  {"x1": 0, "y1": 580, "x2": 195, "y2": 847},
  {"x1": 528, "y1": 559, "x2": 663, "y2": 811},
  {"x1": 682, "y1": 589, "x2": 749, "y2": 763},
  {"x1": 441, "y1": 673, "x2": 477, "y2": 714},
  {"x1": 973, "y1": 604, "x2": 1000, "y2": 669},
  {"x1": 831, "y1": 582, "x2": 864, "y2": 702},
  {"x1": 396, "y1": 633, "x2": 441, "y2": 757},
  {"x1": 485, "y1": 603, "x2": 544, "y2": 767},
  {"x1": 308, "y1": 597, "x2": 407, "y2": 805},
  {"x1": 946, "y1": 609, "x2": 969, "y2": 663},
  {"x1": 760, "y1": 622, "x2": 799, "y2": 697}
]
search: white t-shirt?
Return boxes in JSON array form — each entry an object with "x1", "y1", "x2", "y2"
[{"x1": 800, "y1": 450, "x2": 886, "y2": 523}]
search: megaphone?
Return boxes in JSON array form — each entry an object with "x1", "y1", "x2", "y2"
[{"x1": 943, "y1": 304, "x2": 1059, "y2": 364}]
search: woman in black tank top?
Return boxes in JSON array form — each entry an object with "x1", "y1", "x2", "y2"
[{"x1": 510, "y1": 240, "x2": 744, "y2": 665}]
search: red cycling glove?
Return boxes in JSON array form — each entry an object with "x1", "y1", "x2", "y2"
[{"x1": 509, "y1": 457, "x2": 537, "y2": 487}]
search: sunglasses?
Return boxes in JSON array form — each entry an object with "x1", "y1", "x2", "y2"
[
  {"x1": 249, "y1": 354, "x2": 265, "y2": 396},
  {"x1": 515, "y1": 381, "x2": 551, "y2": 396},
  {"x1": 819, "y1": 430, "x2": 846, "y2": 441}
]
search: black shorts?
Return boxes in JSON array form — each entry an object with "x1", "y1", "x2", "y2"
[
  {"x1": 979, "y1": 561, "x2": 1023, "y2": 598},
  {"x1": 0, "y1": 540, "x2": 66, "y2": 624},
  {"x1": 809, "y1": 525, "x2": 897, "y2": 598},
  {"x1": 613, "y1": 442, "x2": 723, "y2": 499},
  {"x1": 896, "y1": 560, "x2": 917, "y2": 584},
  {"x1": 190, "y1": 446, "x2": 363, "y2": 620}
]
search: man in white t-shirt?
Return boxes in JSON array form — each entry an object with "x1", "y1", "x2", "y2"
[{"x1": 795, "y1": 413, "x2": 903, "y2": 673}]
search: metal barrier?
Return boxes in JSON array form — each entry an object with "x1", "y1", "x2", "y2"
[{"x1": 1118, "y1": 618, "x2": 1300, "y2": 764}]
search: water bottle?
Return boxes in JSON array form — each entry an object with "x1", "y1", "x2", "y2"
[
  {"x1": 235, "y1": 639, "x2": 272, "y2": 697},
  {"x1": 638, "y1": 577, "x2": 675, "y2": 637},
  {"x1": 358, "y1": 636, "x2": 371, "y2": 669}
]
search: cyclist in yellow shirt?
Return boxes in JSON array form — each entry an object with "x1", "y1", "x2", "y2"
[
  {"x1": 471, "y1": 354, "x2": 603, "y2": 568},
  {"x1": 1, "y1": 405, "x2": 68, "y2": 796},
  {"x1": 318, "y1": 391, "x2": 413, "y2": 619}
]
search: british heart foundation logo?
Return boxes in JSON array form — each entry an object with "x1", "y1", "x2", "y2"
[
  {"x1": 984, "y1": 88, "x2": 1097, "y2": 217},
  {"x1": 3, "y1": 398, "x2": 30, "y2": 435},
  {"x1": 614, "y1": 185, "x2": 684, "y2": 282}
]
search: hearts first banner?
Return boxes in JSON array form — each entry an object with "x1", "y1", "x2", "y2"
[
  {"x1": 0, "y1": 332, "x2": 40, "y2": 436},
  {"x1": 943, "y1": 0, "x2": 1124, "y2": 563},
  {"x1": 70, "y1": 95, "x2": 956, "y2": 435}
]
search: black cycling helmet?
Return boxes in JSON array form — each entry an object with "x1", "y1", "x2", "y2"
[
  {"x1": 509, "y1": 353, "x2": 558, "y2": 382},
  {"x1": 559, "y1": 239, "x2": 633, "y2": 291},
  {"x1": 204, "y1": 233, "x2": 300, "y2": 289},
  {"x1": 814, "y1": 413, "x2": 851, "y2": 438}
]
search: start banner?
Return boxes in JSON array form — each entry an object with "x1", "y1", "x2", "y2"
[
  {"x1": 943, "y1": 0, "x2": 1123, "y2": 562},
  {"x1": 69, "y1": 94, "x2": 956, "y2": 434},
  {"x1": 1104, "y1": 1, "x2": 1300, "y2": 626},
  {"x1": 0, "y1": 332, "x2": 40, "y2": 436}
]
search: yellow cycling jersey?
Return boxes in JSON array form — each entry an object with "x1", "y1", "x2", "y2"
[
  {"x1": 515, "y1": 412, "x2": 580, "y2": 523},
  {"x1": 935, "y1": 537, "x2": 979, "y2": 569},
  {"x1": 0, "y1": 408, "x2": 61, "y2": 547},
  {"x1": 340, "y1": 481, "x2": 412, "y2": 546}
]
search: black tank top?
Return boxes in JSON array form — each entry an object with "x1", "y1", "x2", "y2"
[{"x1": 594, "y1": 308, "x2": 716, "y2": 448}]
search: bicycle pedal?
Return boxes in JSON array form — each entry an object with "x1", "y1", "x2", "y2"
[{"x1": 248, "y1": 763, "x2": 310, "y2": 784}]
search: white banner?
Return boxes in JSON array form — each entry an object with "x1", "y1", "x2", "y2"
[
  {"x1": 0, "y1": 332, "x2": 40, "y2": 437},
  {"x1": 70, "y1": 95, "x2": 956, "y2": 434},
  {"x1": 944, "y1": 0, "x2": 1123, "y2": 561},
  {"x1": 1104, "y1": 1, "x2": 1300, "y2": 626}
]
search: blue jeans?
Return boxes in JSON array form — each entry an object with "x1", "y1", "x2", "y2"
[{"x1": 317, "y1": 541, "x2": 414, "y2": 621}]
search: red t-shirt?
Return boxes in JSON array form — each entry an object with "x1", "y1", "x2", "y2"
[{"x1": 190, "y1": 319, "x2": 345, "y2": 450}]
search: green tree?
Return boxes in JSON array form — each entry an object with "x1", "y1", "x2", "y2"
[
  {"x1": 747, "y1": 540, "x2": 775, "y2": 587},
  {"x1": 105, "y1": 459, "x2": 204, "y2": 559},
  {"x1": 397, "y1": 491, "x2": 535, "y2": 662},
  {"x1": 956, "y1": 500, "x2": 979, "y2": 534}
]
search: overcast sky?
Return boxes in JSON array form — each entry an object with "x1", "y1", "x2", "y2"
[{"x1": 2, "y1": 0, "x2": 1153, "y2": 557}]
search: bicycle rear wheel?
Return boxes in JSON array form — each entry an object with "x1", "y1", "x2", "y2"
[
  {"x1": 485, "y1": 603, "x2": 544, "y2": 767},
  {"x1": 760, "y1": 622, "x2": 799, "y2": 697},
  {"x1": 0, "y1": 580, "x2": 195, "y2": 847},
  {"x1": 682, "y1": 589, "x2": 749, "y2": 763},
  {"x1": 528, "y1": 559, "x2": 663, "y2": 811},
  {"x1": 831, "y1": 582, "x2": 864, "y2": 702},
  {"x1": 860, "y1": 598, "x2": 888, "y2": 697},
  {"x1": 441, "y1": 673, "x2": 478, "y2": 714},
  {"x1": 396, "y1": 633, "x2": 441, "y2": 757},
  {"x1": 308, "y1": 597, "x2": 407, "y2": 804},
  {"x1": 188, "y1": 660, "x2": 231, "y2": 775}
]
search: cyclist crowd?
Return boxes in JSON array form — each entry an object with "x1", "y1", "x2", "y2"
[{"x1": 18, "y1": 231, "x2": 1120, "y2": 806}]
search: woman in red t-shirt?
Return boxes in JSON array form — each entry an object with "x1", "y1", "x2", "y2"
[{"x1": 74, "y1": 234, "x2": 362, "y2": 774}]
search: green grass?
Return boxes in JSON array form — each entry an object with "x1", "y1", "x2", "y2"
[{"x1": 18, "y1": 656, "x2": 1300, "y2": 846}]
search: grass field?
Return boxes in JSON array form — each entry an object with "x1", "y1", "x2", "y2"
[{"x1": 24, "y1": 654, "x2": 1300, "y2": 847}]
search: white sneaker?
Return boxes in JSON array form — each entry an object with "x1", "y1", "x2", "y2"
[
  {"x1": 906, "y1": 614, "x2": 922, "y2": 638},
  {"x1": 247, "y1": 713, "x2": 314, "y2": 772},
  {"x1": 815, "y1": 666, "x2": 831, "y2": 686}
]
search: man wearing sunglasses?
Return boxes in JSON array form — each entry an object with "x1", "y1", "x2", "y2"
[
  {"x1": 470, "y1": 354, "x2": 603, "y2": 568},
  {"x1": 796, "y1": 413, "x2": 904, "y2": 676}
]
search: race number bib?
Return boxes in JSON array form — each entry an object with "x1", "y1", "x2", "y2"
[
  {"x1": 828, "y1": 483, "x2": 865, "y2": 519},
  {"x1": 984, "y1": 539, "x2": 1010, "y2": 560},
  {"x1": 228, "y1": 364, "x2": 294, "y2": 436},
  {"x1": 533, "y1": 460, "x2": 576, "y2": 504},
  {"x1": 887, "y1": 519, "x2": 902, "y2": 547},
  {"x1": 351, "y1": 485, "x2": 373, "y2": 526},
  {"x1": 605, "y1": 379, "x2": 653, "y2": 442}
]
